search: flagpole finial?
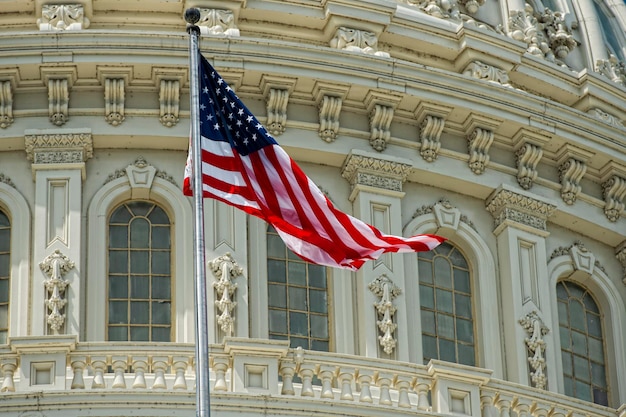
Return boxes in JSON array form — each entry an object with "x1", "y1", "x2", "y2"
[{"x1": 185, "y1": 8, "x2": 201, "y2": 34}]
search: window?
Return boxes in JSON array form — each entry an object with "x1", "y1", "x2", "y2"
[
  {"x1": 418, "y1": 242, "x2": 475, "y2": 365},
  {"x1": 266, "y1": 225, "x2": 330, "y2": 351},
  {"x1": 107, "y1": 201, "x2": 172, "y2": 342},
  {"x1": 0, "y1": 209, "x2": 9, "y2": 344},
  {"x1": 557, "y1": 281, "x2": 608, "y2": 405}
]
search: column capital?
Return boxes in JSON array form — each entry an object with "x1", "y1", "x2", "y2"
[
  {"x1": 24, "y1": 128, "x2": 93, "y2": 180},
  {"x1": 485, "y1": 185, "x2": 556, "y2": 235},
  {"x1": 341, "y1": 149, "x2": 412, "y2": 199}
]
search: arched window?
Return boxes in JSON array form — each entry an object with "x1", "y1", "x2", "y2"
[
  {"x1": 107, "y1": 201, "x2": 172, "y2": 342},
  {"x1": 557, "y1": 281, "x2": 608, "y2": 405},
  {"x1": 0, "y1": 208, "x2": 9, "y2": 344},
  {"x1": 266, "y1": 225, "x2": 330, "y2": 351},
  {"x1": 418, "y1": 241, "x2": 475, "y2": 365}
]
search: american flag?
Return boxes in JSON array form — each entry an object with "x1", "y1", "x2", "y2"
[{"x1": 183, "y1": 54, "x2": 445, "y2": 270}]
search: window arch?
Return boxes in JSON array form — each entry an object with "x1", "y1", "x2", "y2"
[
  {"x1": 418, "y1": 241, "x2": 475, "y2": 365},
  {"x1": 107, "y1": 201, "x2": 172, "y2": 342},
  {"x1": 0, "y1": 208, "x2": 9, "y2": 344},
  {"x1": 557, "y1": 280, "x2": 608, "y2": 405},
  {"x1": 266, "y1": 225, "x2": 331, "y2": 351}
]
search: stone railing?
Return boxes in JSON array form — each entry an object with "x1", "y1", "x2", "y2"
[{"x1": 0, "y1": 336, "x2": 623, "y2": 417}]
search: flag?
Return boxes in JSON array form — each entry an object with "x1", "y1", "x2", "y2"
[{"x1": 183, "y1": 54, "x2": 445, "y2": 270}]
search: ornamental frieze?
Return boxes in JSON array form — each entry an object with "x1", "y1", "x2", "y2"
[
  {"x1": 341, "y1": 151, "x2": 412, "y2": 193},
  {"x1": 486, "y1": 187, "x2": 556, "y2": 232},
  {"x1": 24, "y1": 129, "x2": 93, "y2": 164}
]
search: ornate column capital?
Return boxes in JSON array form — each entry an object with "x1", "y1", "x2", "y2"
[
  {"x1": 486, "y1": 185, "x2": 556, "y2": 235},
  {"x1": 341, "y1": 150, "x2": 412, "y2": 198},
  {"x1": 24, "y1": 128, "x2": 93, "y2": 179}
]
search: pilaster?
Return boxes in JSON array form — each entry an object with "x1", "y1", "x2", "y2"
[
  {"x1": 25, "y1": 128, "x2": 92, "y2": 337},
  {"x1": 341, "y1": 149, "x2": 412, "y2": 360},
  {"x1": 485, "y1": 185, "x2": 556, "y2": 388}
]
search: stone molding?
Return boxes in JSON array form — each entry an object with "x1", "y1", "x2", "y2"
[
  {"x1": 103, "y1": 156, "x2": 177, "y2": 188},
  {"x1": 0, "y1": 173, "x2": 15, "y2": 188},
  {"x1": 512, "y1": 129, "x2": 551, "y2": 190},
  {"x1": 549, "y1": 241, "x2": 603, "y2": 277},
  {"x1": 24, "y1": 128, "x2": 93, "y2": 165},
  {"x1": 412, "y1": 198, "x2": 477, "y2": 231},
  {"x1": 341, "y1": 150, "x2": 412, "y2": 193},
  {"x1": 463, "y1": 114, "x2": 500, "y2": 175},
  {"x1": 588, "y1": 108, "x2": 625, "y2": 129},
  {"x1": 486, "y1": 186, "x2": 556, "y2": 232}
]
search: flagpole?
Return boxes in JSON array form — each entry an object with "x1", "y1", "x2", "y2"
[{"x1": 185, "y1": 8, "x2": 211, "y2": 417}]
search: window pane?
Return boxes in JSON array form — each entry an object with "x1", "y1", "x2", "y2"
[
  {"x1": 448, "y1": 248, "x2": 468, "y2": 268},
  {"x1": 563, "y1": 376, "x2": 573, "y2": 396},
  {"x1": 0, "y1": 211, "x2": 9, "y2": 227},
  {"x1": 436, "y1": 289, "x2": 453, "y2": 313},
  {"x1": 588, "y1": 338, "x2": 604, "y2": 363},
  {"x1": 593, "y1": 389, "x2": 608, "y2": 407},
  {"x1": 571, "y1": 331, "x2": 587, "y2": 355},
  {"x1": 591, "y1": 362, "x2": 606, "y2": 386},
  {"x1": 0, "y1": 305, "x2": 7, "y2": 327},
  {"x1": 456, "y1": 318, "x2": 474, "y2": 343},
  {"x1": 108, "y1": 326, "x2": 127, "y2": 341},
  {"x1": 0, "y1": 229, "x2": 10, "y2": 252},
  {"x1": 288, "y1": 287, "x2": 306, "y2": 310},
  {"x1": 152, "y1": 327, "x2": 171, "y2": 342},
  {"x1": 418, "y1": 260, "x2": 433, "y2": 284},
  {"x1": 569, "y1": 301, "x2": 585, "y2": 331},
  {"x1": 289, "y1": 311, "x2": 308, "y2": 336},
  {"x1": 110, "y1": 205, "x2": 132, "y2": 223},
  {"x1": 421, "y1": 310, "x2": 436, "y2": 335},
  {"x1": 152, "y1": 276, "x2": 171, "y2": 299},
  {"x1": 109, "y1": 225, "x2": 128, "y2": 248},
  {"x1": 151, "y1": 251, "x2": 170, "y2": 274},
  {"x1": 289, "y1": 337, "x2": 308, "y2": 349},
  {"x1": 434, "y1": 257, "x2": 452, "y2": 288},
  {"x1": 268, "y1": 284, "x2": 286, "y2": 308},
  {"x1": 309, "y1": 289, "x2": 327, "y2": 313},
  {"x1": 109, "y1": 276, "x2": 128, "y2": 299},
  {"x1": 574, "y1": 380, "x2": 592, "y2": 402},
  {"x1": 422, "y1": 334, "x2": 437, "y2": 362},
  {"x1": 131, "y1": 276, "x2": 149, "y2": 299},
  {"x1": 0, "y1": 254, "x2": 8, "y2": 277},
  {"x1": 109, "y1": 251, "x2": 128, "y2": 273},
  {"x1": 587, "y1": 313, "x2": 602, "y2": 338},
  {"x1": 130, "y1": 301, "x2": 149, "y2": 324},
  {"x1": 311, "y1": 340, "x2": 329, "y2": 351},
  {"x1": 560, "y1": 325, "x2": 570, "y2": 349},
  {"x1": 437, "y1": 313, "x2": 454, "y2": 339},
  {"x1": 458, "y1": 343, "x2": 475, "y2": 366},
  {"x1": 453, "y1": 269, "x2": 470, "y2": 293},
  {"x1": 308, "y1": 264, "x2": 326, "y2": 288},
  {"x1": 561, "y1": 351, "x2": 573, "y2": 375},
  {"x1": 267, "y1": 260, "x2": 286, "y2": 283},
  {"x1": 455, "y1": 293, "x2": 472, "y2": 318},
  {"x1": 420, "y1": 285, "x2": 434, "y2": 309},
  {"x1": 148, "y1": 206, "x2": 169, "y2": 224},
  {"x1": 128, "y1": 201, "x2": 152, "y2": 216},
  {"x1": 439, "y1": 338, "x2": 456, "y2": 362},
  {"x1": 130, "y1": 219, "x2": 150, "y2": 248},
  {"x1": 287, "y1": 262, "x2": 306, "y2": 286},
  {"x1": 152, "y1": 301, "x2": 171, "y2": 324},
  {"x1": 557, "y1": 301, "x2": 568, "y2": 325},
  {"x1": 267, "y1": 234, "x2": 285, "y2": 258},
  {"x1": 310, "y1": 315, "x2": 328, "y2": 339},
  {"x1": 151, "y1": 226, "x2": 170, "y2": 249},
  {"x1": 130, "y1": 251, "x2": 149, "y2": 273},
  {"x1": 268, "y1": 309, "x2": 287, "y2": 334},
  {"x1": 0, "y1": 279, "x2": 9, "y2": 303},
  {"x1": 108, "y1": 301, "x2": 128, "y2": 324},
  {"x1": 574, "y1": 355, "x2": 590, "y2": 382},
  {"x1": 130, "y1": 326, "x2": 150, "y2": 341}
]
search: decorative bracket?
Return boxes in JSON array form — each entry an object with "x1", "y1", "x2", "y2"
[
  {"x1": 587, "y1": 108, "x2": 624, "y2": 129},
  {"x1": 38, "y1": 4, "x2": 90, "y2": 31},
  {"x1": 0, "y1": 81, "x2": 13, "y2": 128},
  {"x1": 313, "y1": 82, "x2": 349, "y2": 143},
  {"x1": 365, "y1": 91, "x2": 400, "y2": 152},
  {"x1": 602, "y1": 175, "x2": 626, "y2": 222},
  {"x1": 519, "y1": 311, "x2": 549, "y2": 390},
  {"x1": 330, "y1": 27, "x2": 389, "y2": 58},
  {"x1": 463, "y1": 115, "x2": 500, "y2": 175},
  {"x1": 104, "y1": 78, "x2": 125, "y2": 126},
  {"x1": 462, "y1": 61, "x2": 510, "y2": 86},
  {"x1": 261, "y1": 76, "x2": 296, "y2": 137},
  {"x1": 419, "y1": 115, "x2": 445, "y2": 162},
  {"x1": 198, "y1": 8, "x2": 240, "y2": 36},
  {"x1": 158, "y1": 79, "x2": 180, "y2": 127},
  {"x1": 47, "y1": 78, "x2": 69, "y2": 126},
  {"x1": 40, "y1": 249, "x2": 75, "y2": 334},
  {"x1": 209, "y1": 252, "x2": 243, "y2": 337},
  {"x1": 368, "y1": 274, "x2": 401, "y2": 355},
  {"x1": 512, "y1": 129, "x2": 550, "y2": 190},
  {"x1": 615, "y1": 241, "x2": 626, "y2": 285},
  {"x1": 555, "y1": 145, "x2": 593, "y2": 205}
]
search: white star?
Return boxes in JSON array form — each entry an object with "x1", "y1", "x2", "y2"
[
  {"x1": 238, "y1": 108, "x2": 244, "y2": 116},
  {"x1": 200, "y1": 104, "x2": 206, "y2": 110},
  {"x1": 246, "y1": 116, "x2": 253, "y2": 122},
  {"x1": 217, "y1": 79, "x2": 223, "y2": 85},
  {"x1": 228, "y1": 113, "x2": 234, "y2": 120},
  {"x1": 203, "y1": 87, "x2": 209, "y2": 94},
  {"x1": 252, "y1": 133, "x2": 257, "y2": 141},
  {"x1": 215, "y1": 88, "x2": 221, "y2": 95},
  {"x1": 222, "y1": 96, "x2": 228, "y2": 103},
  {"x1": 236, "y1": 120, "x2": 243, "y2": 126},
  {"x1": 230, "y1": 102, "x2": 236, "y2": 108},
  {"x1": 226, "y1": 86, "x2": 232, "y2": 92},
  {"x1": 207, "y1": 114, "x2": 213, "y2": 121},
  {"x1": 213, "y1": 123, "x2": 220, "y2": 130},
  {"x1": 256, "y1": 123, "x2": 263, "y2": 129},
  {"x1": 243, "y1": 138, "x2": 249, "y2": 145}
]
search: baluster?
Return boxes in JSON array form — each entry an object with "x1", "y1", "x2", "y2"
[
  {"x1": 111, "y1": 356, "x2": 128, "y2": 389},
  {"x1": 318, "y1": 365, "x2": 335, "y2": 399},
  {"x1": 0, "y1": 358, "x2": 17, "y2": 392},
  {"x1": 132, "y1": 357, "x2": 148, "y2": 389},
  {"x1": 90, "y1": 358, "x2": 107, "y2": 389},
  {"x1": 279, "y1": 360, "x2": 297, "y2": 395},
  {"x1": 336, "y1": 367, "x2": 354, "y2": 401},
  {"x1": 70, "y1": 356, "x2": 87, "y2": 389},
  {"x1": 496, "y1": 394, "x2": 512, "y2": 417},
  {"x1": 415, "y1": 378, "x2": 431, "y2": 411},
  {"x1": 531, "y1": 402, "x2": 551, "y2": 417},
  {"x1": 513, "y1": 398, "x2": 532, "y2": 417},
  {"x1": 172, "y1": 357, "x2": 189, "y2": 390},
  {"x1": 394, "y1": 376, "x2": 412, "y2": 408},
  {"x1": 152, "y1": 356, "x2": 168, "y2": 389},
  {"x1": 298, "y1": 364, "x2": 316, "y2": 397},
  {"x1": 212, "y1": 356, "x2": 230, "y2": 392},
  {"x1": 480, "y1": 391, "x2": 497, "y2": 417},
  {"x1": 376, "y1": 372, "x2": 393, "y2": 406},
  {"x1": 356, "y1": 370, "x2": 374, "y2": 403},
  {"x1": 549, "y1": 406, "x2": 569, "y2": 417}
]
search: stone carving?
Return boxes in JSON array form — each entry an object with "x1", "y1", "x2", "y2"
[
  {"x1": 486, "y1": 188, "x2": 556, "y2": 231},
  {"x1": 0, "y1": 81, "x2": 13, "y2": 128},
  {"x1": 38, "y1": 4, "x2": 89, "y2": 31},
  {"x1": 615, "y1": 242, "x2": 626, "y2": 285},
  {"x1": 419, "y1": 115, "x2": 444, "y2": 162},
  {"x1": 588, "y1": 108, "x2": 624, "y2": 129},
  {"x1": 602, "y1": 175, "x2": 626, "y2": 222},
  {"x1": 413, "y1": 198, "x2": 477, "y2": 230},
  {"x1": 369, "y1": 104, "x2": 394, "y2": 152},
  {"x1": 330, "y1": 27, "x2": 390, "y2": 58},
  {"x1": 341, "y1": 152, "x2": 411, "y2": 193},
  {"x1": 558, "y1": 158, "x2": 586, "y2": 205},
  {"x1": 209, "y1": 253, "x2": 243, "y2": 337},
  {"x1": 24, "y1": 130, "x2": 93, "y2": 165},
  {"x1": 0, "y1": 358, "x2": 17, "y2": 392},
  {"x1": 318, "y1": 95, "x2": 342, "y2": 143},
  {"x1": 515, "y1": 143, "x2": 543, "y2": 190},
  {"x1": 266, "y1": 88, "x2": 289, "y2": 136},
  {"x1": 463, "y1": 61, "x2": 510, "y2": 86},
  {"x1": 159, "y1": 79, "x2": 180, "y2": 127},
  {"x1": 103, "y1": 156, "x2": 177, "y2": 187},
  {"x1": 596, "y1": 54, "x2": 626, "y2": 86},
  {"x1": 0, "y1": 173, "x2": 14, "y2": 188},
  {"x1": 467, "y1": 127, "x2": 493, "y2": 174},
  {"x1": 549, "y1": 241, "x2": 602, "y2": 276},
  {"x1": 40, "y1": 249, "x2": 75, "y2": 334},
  {"x1": 519, "y1": 311, "x2": 549, "y2": 390},
  {"x1": 400, "y1": 0, "x2": 486, "y2": 21},
  {"x1": 48, "y1": 78, "x2": 69, "y2": 126},
  {"x1": 104, "y1": 78, "x2": 125, "y2": 126},
  {"x1": 198, "y1": 8, "x2": 240, "y2": 36},
  {"x1": 506, "y1": 5, "x2": 576, "y2": 67},
  {"x1": 368, "y1": 275, "x2": 401, "y2": 355}
]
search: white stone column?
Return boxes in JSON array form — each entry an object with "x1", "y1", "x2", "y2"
[
  {"x1": 341, "y1": 149, "x2": 413, "y2": 361},
  {"x1": 25, "y1": 128, "x2": 92, "y2": 337},
  {"x1": 486, "y1": 185, "x2": 557, "y2": 389},
  {"x1": 574, "y1": 0, "x2": 609, "y2": 65}
]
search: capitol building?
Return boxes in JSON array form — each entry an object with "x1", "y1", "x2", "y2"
[{"x1": 0, "y1": 0, "x2": 625, "y2": 416}]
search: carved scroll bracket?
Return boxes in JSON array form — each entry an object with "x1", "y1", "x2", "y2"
[
  {"x1": 313, "y1": 82, "x2": 349, "y2": 143},
  {"x1": 462, "y1": 114, "x2": 501, "y2": 175},
  {"x1": 365, "y1": 91, "x2": 401, "y2": 152},
  {"x1": 368, "y1": 275, "x2": 402, "y2": 355},
  {"x1": 260, "y1": 76, "x2": 296, "y2": 137},
  {"x1": 209, "y1": 252, "x2": 243, "y2": 337},
  {"x1": 40, "y1": 249, "x2": 75, "y2": 334},
  {"x1": 512, "y1": 129, "x2": 551, "y2": 190},
  {"x1": 599, "y1": 162, "x2": 626, "y2": 222}
]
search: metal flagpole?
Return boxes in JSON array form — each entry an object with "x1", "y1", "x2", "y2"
[{"x1": 185, "y1": 8, "x2": 211, "y2": 417}]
